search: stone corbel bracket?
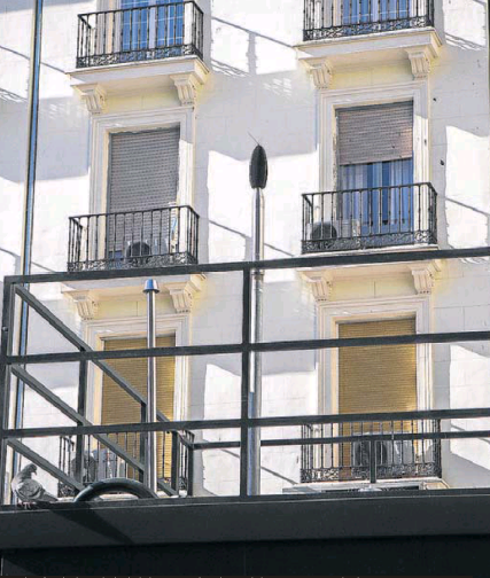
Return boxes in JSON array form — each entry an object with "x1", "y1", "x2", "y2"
[
  {"x1": 300, "y1": 269, "x2": 334, "y2": 302},
  {"x1": 405, "y1": 45, "x2": 437, "y2": 79},
  {"x1": 163, "y1": 274, "x2": 205, "y2": 313},
  {"x1": 301, "y1": 57, "x2": 333, "y2": 89},
  {"x1": 65, "y1": 290, "x2": 99, "y2": 320},
  {"x1": 171, "y1": 65, "x2": 208, "y2": 106},
  {"x1": 408, "y1": 260, "x2": 442, "y2": 295},
  {"x1": 73, "y1": 83, "x2": 107, "y2": 114}
]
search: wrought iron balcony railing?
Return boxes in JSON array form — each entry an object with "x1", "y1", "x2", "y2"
[
  {"x1": 301, "y1": 419, "x2": 442, "y2": 484},
  {"x1": 303, "y1": 0, "x2": 434, "y2": 41},
  {"x1": 302, "y1": 182, "x2": 437, "y2": 254},
  {"x1": 68, "y1": 205, "x2": 199, "y2": 272},
  {"x1": 77, "y1": 1, "x2": 204, "y2": 68},
  {"x1": 57, "y1": 430, "x2": 194, "y2": 498}
]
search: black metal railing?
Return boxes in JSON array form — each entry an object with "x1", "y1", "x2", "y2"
[
  {"x1": 68, "y1": 205, "x2": 199, "y2": 272},
  {"x1": 303, "y1": 0, "x2": 434, "y2": 40},
  {"x1": 57, "y1": 430, "x2": 194, "y2": 498},
  {"x1": 302, "y1": 183, "x2": 437, "y2": 253},
  {"x1": 301, "y1": 418, "x2": 442, "y2": 484},
  {"x1": 77, "y1": 1, "x2": 204, "y2": 68}
]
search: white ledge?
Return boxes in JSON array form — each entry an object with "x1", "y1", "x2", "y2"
[
  {"x1": 297, "y1": 27, "x2": 441, "y2": 84},
  {"x1": 69, "y1": 55, "x2": 209, "y2": 112},
  {"x1": 299, "y1": 249, "x2": 442, "y2": 301},
  {"x1": 62, "y1": 273, "x2": 205, "y2": 316}
]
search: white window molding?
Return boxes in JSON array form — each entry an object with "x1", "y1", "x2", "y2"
[
  {"x1": 317, "y1": 296, "x2": 432, "y2": 417},
  {"x1": 318, "y1": 80, "x2": 430, "y2": 192},
  {"x1": 90, "y1": 107, "x2": 195, "y2": 215},
  {"x1": 83, "y1": 313, "x2": 191, "y2": 426}
]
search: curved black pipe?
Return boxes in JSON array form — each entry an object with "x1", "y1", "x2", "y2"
[{"x1": 74, "y1": 478, "x2": 158, "y2": 502}]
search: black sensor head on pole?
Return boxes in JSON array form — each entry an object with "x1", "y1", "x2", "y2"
[{"x1": 249, "y1": 144, "x2": 268, "y2": 189}]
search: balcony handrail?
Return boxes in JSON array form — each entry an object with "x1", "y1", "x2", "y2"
[
  {"x1": 302, "y1": 181, "x2": 436, "y2": 198},
  {"x1": 303, "y1": 0, "x2": 434, "y2": 40},
  {"x1": 68, "y1": 204, "x2": 200, "y2": 271},
  {"x1": 77, "y1": 1, "x2": 204, "y2": 68},
  {"x1": 78, "y1": 1, "x2": 200, "y2": 20},
  {"x1": 302, "y1": 182, "x2": 437, "y2": 253},
  {"x1": 69, "y1": 204, "x2": 198, "y2": 222}
]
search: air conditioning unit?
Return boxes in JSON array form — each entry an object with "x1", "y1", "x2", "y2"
[
  {"x1": 352, "y1": 438, "x2": 415, "y2": 468},
  {"x1": 311, "y1": 222, "x2": 338, "y2": 242},
  {"x1": 68, "y1": 452, "x2": 98, "y2": 484},
  {"x1": 333, "y1": 218, "x2": 361, "y2": 238},
  {"x1": 125, "y1": 240, "x2": 151, "y2": 259},
  {"x1": 93, "y1": 448, "x2": 126, "y2": 479}
]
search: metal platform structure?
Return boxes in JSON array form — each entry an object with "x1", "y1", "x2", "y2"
[{"x1": 2, "y1": 245, "x2": 490, "y2": 504}]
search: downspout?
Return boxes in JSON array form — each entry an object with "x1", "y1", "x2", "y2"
[{"x1": 12, "y1": 0, "x2": 44, "y2": 469}]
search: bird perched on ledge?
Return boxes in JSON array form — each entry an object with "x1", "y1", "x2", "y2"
[{"x1": 11, "y1": 463, "x2": 57, "y2": 508}]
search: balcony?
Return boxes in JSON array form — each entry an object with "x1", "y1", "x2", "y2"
[
  {"x1": 57, "y1": 431, "x2": 194, "y2": 498},
  {"x1": 68, "y1": 205, "x2": 199, "y2": 272},
  {"x1": 297, "y1": 0, "x2": 441, "y2": 85},
  {"x1": 301, "y1": 418, "x2": 442, "y2": 486},
  {"x1": 76, "y1": 2, "x2": 203, "y2": 68},
  {"x1": 302, "y1": 183, "x2": 437, "y2": 254},
  {"x1": 303, "y1": 0, "x2": 434, "y2": 41},
  {"x1": 69, "y1": 2, "x2": 208, "y2": 110}
]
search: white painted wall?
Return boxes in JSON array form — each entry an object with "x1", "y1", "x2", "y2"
[{"x1": 0, "y1": 0, "x2": 489, "y2": 497}]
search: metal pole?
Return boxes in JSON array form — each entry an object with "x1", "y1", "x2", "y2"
[
  {"x1": 11, "y1": 0, "x2": 44, "y2": 485},
  {"x1": 144, "y1": 279, "x2": 159, "y2": 493},
  {"x1": 248, "y1": 187, "x2": 265, "y2": 495}
]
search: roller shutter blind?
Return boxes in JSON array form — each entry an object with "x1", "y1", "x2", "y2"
[
  {"x1": 337, "y1": 102, "x2": 413, "y2": 166},
  {"x1": 339, "y1": 318, "x2": 417, "y2": 414},
  {"x1": 108, "y1": 127, "x2": 180, "y2": 213},
  {"x1": 338, "y1": 318, "x2": 417, "y2": 474},
  {"x1": 101, "y1": 335, "x2": 176, "y2": 479}
]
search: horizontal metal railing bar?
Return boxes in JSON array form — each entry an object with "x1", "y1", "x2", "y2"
[
  {"x1": 6, "y1": 330, "x2": 490, "y2": 365},
  {"x1": 70, "y1": 204, "x2": 196, "y2": 221},
  {"x1": 194, "y1": 428, "x2": 490, "y2": 451},
  {"x1": 5, "y1": 406, "x2": 490, "y2": 439},
  {"x1": 6, "y1": 245, "x2": 490, "y2": 285},
  {"x1": 78, "y1": 1, "x2": 198, "y2": 18},
  {"x1": 302, "y1": 182, "x2": 435, "y2": 197},
  {"x1": 7, "y1": 428, "x2": 490, "y2": 447}
]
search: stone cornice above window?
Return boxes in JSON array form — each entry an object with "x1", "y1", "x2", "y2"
[
  {"x1": 297, "y1": 28, "x2": 441, "y2": 86},
  {"x1": 62, "y1": 273, "x2": 205, "y2": 318},
  {"x1": 69, "y1": 56, "x2": 209, "y2": 113},
  {"x1": 300, "y1": 257, "x2": 442, "y2": 302}
]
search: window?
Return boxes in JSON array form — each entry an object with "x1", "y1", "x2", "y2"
[
  {"x1": 338, "y1": 318, "x2": 417, "y2": 477},
  {"x1": 121, "y1": 0, "x2": 184, "y2": 53},
  {"x1": 338, "y1": 318, "x2": 417, "y2": 415},
  {"x1": 106, "y1": 127, "x2": 180, "y2": 260},
  {"x1": 341, "y1": 0, "x2": 411, "y2": 26},
  {"x1": 101, "y1": 336, "x2": 176, "y2": 480},
  {"x1": 336, "y1": 101, "x2": 414, "y2": 238}
]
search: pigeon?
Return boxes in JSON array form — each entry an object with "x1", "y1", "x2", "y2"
[{"x1": 11, "y1": 463, "x2": 58, "y2": 508}]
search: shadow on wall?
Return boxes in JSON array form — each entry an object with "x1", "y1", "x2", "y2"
[
  {"x1": 434, "y1": 0, "x2": 490, "y2": 249},
  {"x1": 0, "y1": 88, "x2": 90, "y2": 184}
]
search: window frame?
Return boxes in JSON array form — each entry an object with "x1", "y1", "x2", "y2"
[
  {"x1": 82, "y1": 313, "x2": 190, "y2": 425},
  {"x1": 90, "y1": 106, "x2": 195, "y2": 218},
  {"x1": 317, "y1": 295, "x2": 432, "y2": 416},
  {"x1": 319, "y1": 80, "x2": 429, "y2": 193}
]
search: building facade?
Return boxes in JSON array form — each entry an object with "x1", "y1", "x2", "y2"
[{"x1": 0, "y1": 0, "x2": 489, "y2": 506}]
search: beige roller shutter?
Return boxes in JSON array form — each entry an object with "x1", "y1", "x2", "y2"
[
  {"x1": 338, "y1": 318, "x2": 417, "y2": 473},
  {"x1": 101, "y1": 335, "x2": 175, "y2": 479},
  {"x1": 337, "y1": 102, "x2": 413, "y2": 166},
  {"x1": 339, "y1": 318, "x2": 416, "y2": 415}
]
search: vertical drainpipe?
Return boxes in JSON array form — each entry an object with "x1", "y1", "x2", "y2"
[{"x1": 12, "y1": 0, "x2": 44, "y2": 472}]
